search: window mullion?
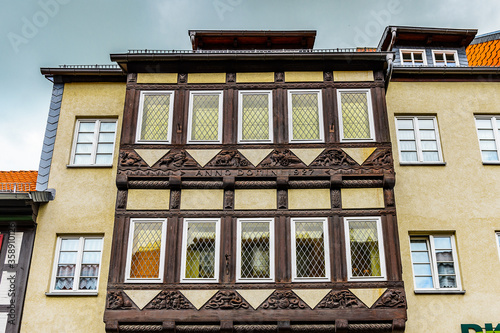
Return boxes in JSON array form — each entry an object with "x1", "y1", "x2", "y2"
[
  {"x1": 413, "y1": 118, "x2": 424, "y2": 161},
  {"x1": 91, "y1": 120, "x2": 100, "y2": 164},
  {"x1": 428, "y1": 236, "x2": 440, "y2": 289},
  {"x1": 492, "y1": 117, "x2": 500, "y2": 158},
  {"x1": 73, "y1": 237, "x2": 85, "y2": 291}
]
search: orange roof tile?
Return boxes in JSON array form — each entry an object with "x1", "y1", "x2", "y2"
[
  {"x1": 0, "y1": 171, "x2": 38, "y2": 192},
  {"x1": 466, "y1": 39, "x2": 500, "y2": 66}
]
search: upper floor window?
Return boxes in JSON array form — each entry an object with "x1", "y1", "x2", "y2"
[
  {"x1": 432, "y1": 50, "x2": 459, "y2": 67},
  {"x1": 400, "y1": 49, "x2": 427, "y2": 66},
  {"x1": 497, "y1": 232, "x2": 500, "y2": 261},
  {"x1": 287, "y1": 90, "x2": 324, "y2": 143},
  {"x1": 345, "y1": 217, "x2": 386, "y2": 281},
  {"x1": 187, "y1": 91, "x2": 223, "y2": 144},
  {"x1": 70, "y1": 119, "x2": 117, "y2": 166},
  {"x1": 125, "y1": 219, "x2": 167, "y2": 283},
  {"x1": 395, "y1": 116, "x2": 443, "y2": 163},
  {"x1": 136, "y1": 91, "x2": 175, "y2": 143},
  {"x1": 475, "y1": 116, "x2": 500, "y2": 163},
  {"x1": 238, "y1": 91, "x2": 273, "y2": 143},
  {"x1": 338, "y1": 89, "x2": 375, "y2": 142}
]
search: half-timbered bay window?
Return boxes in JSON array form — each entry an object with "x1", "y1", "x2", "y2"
[
  {"x1": 70, "y1": 119, "x2": 117, "y2": 166},
  {"x1": 287, "y1": 90, "x2": 324, "y2": 143},
  {"x1": 187, "y1": 91, "x2": 223, "y2": 144},
  {"x1": 291, "y1": 218, "x2": 330, "y2": 282},
  {"x1": 345, "y1": 217, "x2": 386, "y2": 281},
  {"x1": 50, "y1": 236, "x2": 103, "y2": 293},
  {"x1": 338, "y1": 89, "x2": 375, "y2": 142},
  {"x1": 181, "y1": 218, "x2": 221, "y2": 283},
  {"x1": 136, "y1": 91, "x2": 175, "y2": 143},
  {"x1": 125, "y1": 219, "x2": 167, "y2": 283},
  {"x1": 238, "y1": 91, "x2": 273, "y2": 143},
  {"x1": 236, "y1": 218, "x2": 274, "y2": 282}
]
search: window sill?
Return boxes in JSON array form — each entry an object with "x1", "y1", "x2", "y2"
[
  {"x1": 46, "y1": 291, "x2": 98, "y2": 296},
  {"x1": 66, "y1": 164, "x2": 113, "y2": 168},
  {"x1": 414, "y1": 290, "x2": 465, "y2": 295},
  {"x1": 482, "y1": 161, "x2": 500, "y2": 165},
  {"x1": 399, "y1": 162, "x2": 446, "y2": 166}
]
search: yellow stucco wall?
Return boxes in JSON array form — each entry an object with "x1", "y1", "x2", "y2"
[
  {"x1": 234, "y1": 189, "x2": 277, "y2": 210},
  {"x1": 127, "y1": 189, "x2": 170, "y2": 210},
  {"x1": 387, "y1": 82, "x2": 500, "y2": 332},
  {"x1": 180, "y1": 189, "x2": 224, "y2": 210},
  {"x1": 22, "y1": 82, "x2": 125, "y2": 333},
  {"x1": 341, "y1": 188, "x2": 384, "y2": 209},
  {"x1": 288, "y1": 189, "x2": 331, "y2": 210}
]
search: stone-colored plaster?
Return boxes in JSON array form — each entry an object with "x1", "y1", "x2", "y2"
[
  {"x1": 288, "y1": 189, "x2": 331, "y2": 210},
  {"x1": 341, "y1": 188, "x2": 384, "y2": 209},
  {"x1": 236, "y1": 72, "x2": 274, "y2": 83},
  {"x1": 290, "y1": 148, "x2": 325, "y2": 166},
  {"x1": 186, "y1": 149, "x2": 221, "y2": 167},
  {"x1": 238, "y1": 149, "x2": 273, "y2": 167},
  {"x1": 21, "y1": 82, "x2": 125, "y2": 333},
  {"x1": 341, "y1": 147, "x2": 377, "y2": 165},
  {"x1": 127, "y1": 189, "x2": 170, "y2": 210},
  {"x1": 333, "y1": 71, "x2": 374, "y2": 82},
  {"x1": 180, "y1": 189, "x2": 224, "y2": 210},
  {"x1": 236, "y1": 289, "x2": 275, "y2": 309},
  {"x1": 180, "y1": 290, "x2": 218, "y2": 310},
  {"x1": 134, "y1": 149, "x2": 170, "y2": 167},
  {"x1": 349, "y1": 288, "x2": 386, "y2": 308},
  {"x1": 124, "y1": 290, "x2": 162, "y2": 310},
  {"x1": 285, "y1": 71, "x2": 323, "y2": 82},
  {"x1": 136, "y1": 73, "x2": 178, "y2": 84},
  {"x1": 234, "y1": 189, "x2": 277, "y2": 210},
  {"x1": 187, "y1": 73, "x2": 226, "y2": 84},
  {"x1": 387, "y1": 82, "x2": 500, "y2": 333},
  {"x1": 293, "y1": 289, "x2": 330, "y2": 309}
]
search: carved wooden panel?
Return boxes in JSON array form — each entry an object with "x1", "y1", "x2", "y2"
[{"x1": 259, "y1": 290, "x2": 307, "y2": 310}]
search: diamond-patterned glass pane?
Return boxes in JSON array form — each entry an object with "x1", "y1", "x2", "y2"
[
  {"x1": 241, "y1": 94, "x2": 270, "y2": 141},
  {"x1": 291, "y1": 93, "x2": 320, "y2": 140},
  {"x1": 349, "y1": 221, "x2": 381, "y2": 277},
  {"x1": 185, "y1": 222, "x2": 217, "y2": 279},
  {"x1": 240, "y1": 222, "x2": 271, "y2": 279},
  {"x1": 295, "y1": 222, "x2": 326, "y2": 278},
  {"x1": 140, "y1": 94, "x2": 171, "y2": 141},
  {"x1": 341, "y1": 92, "x2": 371, "y2": 139},
  {"x1": 129, "y1": 222, "x2": 163, "y2": 279},
  {"x1": 191, "y1": 94, "x2": 220, "y2": 141}
]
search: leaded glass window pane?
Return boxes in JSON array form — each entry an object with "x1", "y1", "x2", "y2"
[
  {"x1": 290, "y1": 92, "x2": 321, "y2": 141},
  {"x1": 190, "y1": 93, "x2": 221, "y2": 142},
  {"x1": 294, "y1": 221, "x2": 327, "y2": 278},
  {"x1": 184, "y1": 221, "x2": 218, "y2": 279},
  {"x1": 129, "y1": 222, "x2": 163, "y2": 279},
  {"x1": 239, "y1": 221, "x2": 271, "y2": 279},
  {"x1": 348, "y1": 220, "x2": 382, "y2": 277},
  {"x1": 140, "y1": 93, "x2": 172, "y2": 141},
  {"x1": 241, "y1": 93, "x2": 271, "y2": 142},
  {"x1": 340, "y1": 92, "x2": 372, "y2": 139}
]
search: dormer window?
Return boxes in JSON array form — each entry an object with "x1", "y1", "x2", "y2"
[
  {"x1": 400, "y1": 49, "x2": 427, "y2": 66},
  {"x1": 432, "y1": 50, "x2": 459, "y2": 67}
]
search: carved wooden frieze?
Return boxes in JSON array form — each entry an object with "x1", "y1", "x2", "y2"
[
  {"x1": 204, "y1": 291, "x2": 249, "y2": 310},
  {"x1": 120, "y1": 151, "x2": 146, "y2": 168},
  {"x1": 206, "y1": 150, "x2": 250, "y2": 168},
  {"x1": 372, "y1": 289, "x2": 406, "y2": 308},
  {"x1": 107, "y1": 290, "x2": 132, "y2": 310},
  {"x1": 362, "y1": 149, "x2": 392, "y2": 167},
  {"x1": 259, "y1": 150, "x2": 305, "y2": 168},
  {"x1": 316, "y1": 290, "x2": 364, "y2": 309},
  {"x1": 145, "y1": 291, "x2": 194, "y2": 310},
  {"x1": 260, "y1": 290, "x2": 307, "y2": 310},
  {"x1": 158, "y1": 150, "x2": 199, "y2": 169},
  {"x1": 310, "y1": 149, "x2": 357, "y2": 167}
]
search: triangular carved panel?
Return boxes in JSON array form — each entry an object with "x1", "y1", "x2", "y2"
[
  {"x1": 206, "y1": 150, "x2": 252, "y2": 168},
  {"x1": 236, "y1": 289, "x2": 275, "y2": 310},
  {"x1": 186, "y1": 149, "x2": 221, "y2": 167},
  {"x1": 157, "y1": 150, "x2": 199, "y2": 169},
  {"x1": 341, "y1": 147, "x2": 376, "y2": 166},
  {"x1": 293, "y1": 289, "x2": 330, "y2": 309},
  {"x1": 120, "y1": 150, "x2": 147, "y2": 167},
  {"x1": 204, "y1": 290, "x2": 249, "y2": 310},
  {"x1": 179, "y1": 290, "x2": 218, "y2": 310},
  {"x1": 145, "y1": 290, "x2": 194, "y2": 310},
  {"x1": 316, "y1": 290, "x2": 366, "y2": 309},
  {"x1": 258, "y1": 290, "x2": 308, "y2": 310},
  {"x1": 349, "y1": 288, "x2": 387, "y2": 308},
  {"x1": 362, "y1": 149, "x2": 393, "y2": 167},
  {"x1": 258, "y1": 150, "x2": 306, "y2": 168},
  {"x1": 238, "y1": 149, "x2": 273, "y2": 167},
  {"x1": 135, "y1": 149, "x2": 170, "y2": 167},
  {"x1": 310, "y1": 149, "x2": 357, "y2": 167},
  {"x1": 290, "y1": 149, "x2": 325, "y2": 166},
  {"x1": 372, "y1": 289, "x2": 407, "y2": 309},
  {"x1": 123, "y1": 290, "x2": 162, "y2": 310}
]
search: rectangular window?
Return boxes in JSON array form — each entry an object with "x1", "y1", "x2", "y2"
[
  {"x1": 400, "y1": 49, "x2": 427, "y2": 66},
  {"x1": 70, "y1": 119, "x2": 117, "y2": 166},
  {"x1": 432, "y1": 50, "x2": 459, "y2": 67},
  {"x1": 410, "y1": 235, "x2": 461, "y2": 291},
  {"x1": 125, "y1": 219, "x2": 167, "y2": 283},
  {"x1": 345, "y1": 217, "x2": 386, "y2": 281},
  {"x1": 236, "y1": 218, "x2": 274, "y2": 283},
  {"x1": 291, "y1": 218, "x2": 330, "y2": 282},
  {"x1": 50, "y1": 236, "x2": 103, "y2": 293},
  {"x1": 475, "y1": 116, "x2": 500, "y2": 162},
  {"x1": 496, "y1": 232, "x2": 500, "y2": 262},
  {"x1": 287, "y1": 90, "x2": 324, "y2": 143},
  {"x1": 181, "y1": 218, "x2": 221, "y2": 283},
  {"x1": 395, "y1": 116, "x2": 443, "y2": 163},
  {"x1": 238, "y1": 91, "x2": 273, "y2": 143},
  {"x1": 136, "y1": 91, "x2": 175, "y2": 143},
  {"x1": 187, "y1": 91, "x2": 223, "y2": 144},
  {"x1": 338, "y1": 89, "x2": 375, "y2": 142}
]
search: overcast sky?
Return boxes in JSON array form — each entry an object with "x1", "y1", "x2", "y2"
[{"x1": 1, "y1": 0, "x2": 499, "y2": 170}]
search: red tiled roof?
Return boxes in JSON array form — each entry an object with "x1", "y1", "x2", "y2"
[
  {"x1": 357, "y1": 47, "x2": 377, "y2": 52},
  {"x1": 0, "y1": 171, "x2": 38, "y2": 192},
  {"x1": 466, "y1": 39, "x2": 500, "y2": 66}
]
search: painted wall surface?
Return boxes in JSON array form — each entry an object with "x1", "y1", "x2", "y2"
[
  {"x1": 387, "y1": 82, "x2": 500, "y2": 333},
  {"x1": 22, "y1": 82, "x2": 125, "y2": 333}
]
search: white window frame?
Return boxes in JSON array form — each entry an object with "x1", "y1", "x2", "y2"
[
  {"x1": 287, "y1": 89, "x2": 324, "y2": 143},
  {"x1": 475, "y1": 115, "x2": 500, "y2": 164},
  {"x1": 496, "y1": 232, "x2": 500, "y2": 262},
  {"x1": 180, "y1": 218, "x2": 221, "y2": 283},
  {"x1": 409, "y1": 234, "x2": 462, "y2": 292},
  {"x1": 237, "y1": 90, "x2": 273, "y2": 144},
  {"x1": 135, "y1": 91, "x2": 175, "y2": 144},
  {"x1": 344, "y1": 216, "x2": 386, "y2": 281},
  {"x1": 431, "y1": 50, "x2": 460, "y2": 67},
  {"x1": 291, "y1": 217, "x2": 331, "y2": 282},
  {"x1": 49, "y1": 236, "x2": 104, "y2": 295},
  {"x1": 70, "y1": 119, "x2": 117, "y2": 166},
  {"x1": 236, "y1": 218, "x2": 275, "y2": 283},
  {"x1": 399, "y1": 49, "x2": 428, "y2": 66},
  {"x1": 395, "y1": 116, "x2": 444, "y2": 164},
  {"x1": 124, "y1": 218, "x2": 168, "y2": 283},
  {"x1": 187, "y1": 91, "x2": 224, "y2": 144},
  {"x1": 337, "y1": 89, "x2": 376, "y2": 142}
]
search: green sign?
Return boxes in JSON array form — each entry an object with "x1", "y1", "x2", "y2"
[{"x1": 461, "y1": 324, "x2": 500, "y2": 333}]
